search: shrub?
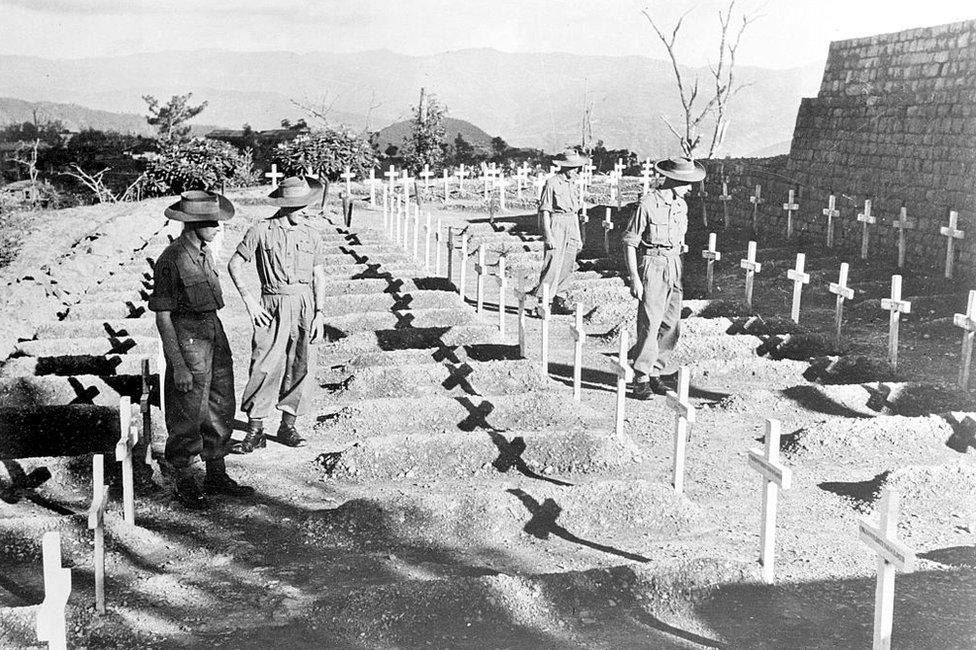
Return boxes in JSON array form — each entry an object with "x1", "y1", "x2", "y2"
[
  {"x1": 144, "y1": 137, "x2": 255, "y2": 194},
  {"x1": 274, "y1": 127, "x2": 374, "y2": 181}
]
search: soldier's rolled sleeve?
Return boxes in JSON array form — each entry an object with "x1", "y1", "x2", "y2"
[
  {"x1": 235, "y1": 224, "x2": 261, "y2": 262},
  {"x1": 621, "y1": 203, "x2": 647, "y2": 249},
  {"x1": 538, "y1": 181, "x2": 555, "y2": 213},
  {"x1": 311, "y1": 229, "x2": 325, "y2": 267},
  {"x1": 148, "y1": 259, "x2": 178, "y2": 312}
]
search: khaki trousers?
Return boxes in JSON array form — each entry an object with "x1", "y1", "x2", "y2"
[{"x1": 629, "y1": 253, "x2": 683, "y2": 378}]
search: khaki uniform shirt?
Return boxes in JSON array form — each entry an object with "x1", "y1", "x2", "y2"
[
  {"x1": 149, "y1": 232, "x2": 224, "y2": 313},
  {"x1": 235, "y1": 218, "x2": 325, "y2": 294},
  {"x1": 539, "y1": 174, "x2": 580, "y2": 216},
  {"x1": 621, "y1": 189, "x2": 688, "y2": 250}
]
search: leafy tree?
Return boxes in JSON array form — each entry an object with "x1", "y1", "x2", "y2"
[
  {"x1": 0, "y1": 119, "x2": 65, "y2": 146},
  {"x1": 274, "y1": 127, "x2": 374, "y2": 181},
  {"x1": 143, "y1": 93, "x2": 208, "y2": 143},
  {"x1": 144, "y1": 137, "x2": 255, "y2": 194},
  {"x1": 399, "y1": 91, "x2": 447, "y2": 173}
]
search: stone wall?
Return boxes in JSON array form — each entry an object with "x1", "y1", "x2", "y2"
[{"x1": 700, "y1": 19, "x2": 975, "y2": 279}]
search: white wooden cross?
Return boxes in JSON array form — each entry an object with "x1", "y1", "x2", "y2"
[
  {"x1": 369, "y1": 168, "x2": 377, "y2": 207},
  {"x1": 496, "y1": 255, "x2": 507, "y2": 337},
  {"x1": 880, "y1": 275, "x2": 912, "y2": 373},
  {"x1": 36, "y1": 531, "x2": 71, "y2": 650},
  {"x1": 458, "y1": 232, "x2": 469, "y2": 303},
  {"x1": 608, "y1": 173, "x2": 620, "y2": 209},
  {"x1": 481, "y1": 170, "x2": 492, "y2": 200},
  {"x1": 575, "y1": 175, "x2": 586, "y2": 209},
  {"x1": 822, "y1": 194, "x2": 839, "y2": 248},
  {"x1": 613, "y1": 330, "x2": 633, "y2": 437},
  {"x1": 394, "y1": 194, "x2": 403, "y2": 246},
  {"x1": 549, "y1": 164, "x2": 559, "y2": 175},
  {"x1": 614, "y1": 158, "x2": 625, "y2": 175},
  {"x1": 892, "y1": 205, "x2": 913, "y2": 268},
  {"x1": 940, "y1": 210, "x2": 965, "y2": 280},
  {"x1": 420, "y1": 164, "x2": 434, "y2": 191},
  {"x1": 423, "y1": 211, "x2": 432, "y2": 273},
  {"x1": 264, "y1": 163, "x2": 283, "y2": 189},
  {"x1": 859, "y1": 490, "x2": 916, "y2": 650},
  {"x1": 786, "y1": 253, "x2": 811, "y2": 323},
  {"x1": 455, "y1": 164, "x2": 469, "y2": 193},
  {"x1": 857, "y1": 199, "x2": 876, "y2": 261},
  {"x1": 539, "y1": 284, "x2": 552, "y2": 373},
  {"x1": 696, "y1": 182, "x2": 709, "y2": 228},
  {"x1": 340, "y1": 166, "x2": 356, "y2": 196},
  {"x1": 411, "y1": 204, "x2": 420, "y2": 259},
  {"x1": 533, "y1": 174, "x2": 546, "y2": 200},
  {"x1": 782, "y1": 189, "x2": 799, "y2": 240},
  {"x1": 748, "y1": 418, "x2": 793, "y2": 584},
  {"x1": 496, "y1": 174, "x2": 508, "y2": 211},
  {"x1": 446, "y1": 227, "x2": 455, "y2": 283},
  {"x1": 739, "y1": 241, "x2": 762, "y2": 309},
  {"x1": 115, "y1": 396, "x2": 138, "y2": 525},
  {"x1": 602, "y1": 207, "x2": 614, "y2": 257},
  {"x1": 88, "y1": 453, "x2": 109, "y2": 614},
  {"x1": 719, "y1": 179, "x2": 732, "y2": 230},
  {"x1": 442, "y1": 169, "x2": 451, "y2": 201},
  {"x1": 640, "y1": 167, "x2": 654, "y2": 193},
  {"x1": 475, "y1": 245, "x2": 486, "y2": 316},
  {"x1": 384, "y1": 165, "x2": 398, "y2": 193},
  {"x1": 701, "y1": 232, "x2": 722, "y2": 295},
  {"x1": 667, "y1": 366, "x2": 694, "y2": 494},
  {"x1": 435, "y1": 218, "x2": 444, "y2": 276},
  {"x1": 828, "y1": 262, "x2": 855, "y2": 346},
  {"x1": 954, "y1": 290, "x2": 976, "y2": 389},
  {"x1": 570, "y1": 303, "x2": 584, "y2": 401},
  {"x1": 749, "y1": 184, "x2": 763, "y2": 232}
]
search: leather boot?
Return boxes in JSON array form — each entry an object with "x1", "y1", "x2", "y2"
[
  {"x1": 203, "y1": 457, "x2": 255, "y2": 497},
  {"x1": 229, "y1": 419, "x2": 265, "y2": 455},
  {"x1": 276, "y1": 413, "x2": 307, "y2": 448},
  {"x1": 173, "y1": 470, "x2": 207, "y2": 510}
]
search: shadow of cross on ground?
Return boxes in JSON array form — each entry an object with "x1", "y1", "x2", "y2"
[
  {"x1": 507, "y1": 488, "x2": 650, "y2": 563},
  {"x1": 456, "y1": 396, "x2": 497, "y2": 432},
  {"x1": 488, "y1": 432, "x2": 572, "y2": 486},
  {"x1": 862, "y1": 382, "x2": 895, "y2": 412},
  {"x1": 442, "y1": 363, "x2": 476, "y2": 394},
  {"x1": 66, "y1": 376, "x2": 100, "y2": 404},
  {"x1": 108, "y1": 335, "x2": 138, "y2": 354}
]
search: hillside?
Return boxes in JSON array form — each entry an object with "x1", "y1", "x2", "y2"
[
  {"x1": 0, "y1": 49, "x2": 822, "y2": 156},
  {"x1": 375, "y1": 117, "x2": 493, "y2": 152}
]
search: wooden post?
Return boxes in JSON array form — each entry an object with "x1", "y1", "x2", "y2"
[
  {"x1": 828, "y1": 263, "x2": 855, "y2": 346},
  {"x1": 496, "y1": 256, "x2": 507, "y2": 337},
  {"x1": 880, "y1": 275, "x2": 912, "y2": 373},
  {"x1": 435, "y1": 218, "x2": 443, "y2": 276},
  {"x1": 475, "y1": 245, "x2": 486, "y2": 316},
  {"x1": 115, "y1": 396, "x2": 138, "y2": 525},
  {"x1": 857, "y1": 199, "x2": 876, "y2": 261},
  {"x1": 516, "y1": 287, "x2": 528, "y2": 358},
  {"x1": 748, "y1": 419, "x2": 793, "y2": 584},
  {"x1": 455, "y1": 164, "x2": 469, "y2": 194},
  {"x1": 443, "y1": 169, "x2": 450, "y2": 201},
  {"x1": 892, "y1": 205, "x2": 913, "y2": 268},
  {"x1": 696, "y1": 182, "x2": 708, "y2": 227},
  {"x1": 822, "y1": 194, "x2": 839, "y2": 248},
  {"x1": 782, "y1": 190, "x2": 799, "y2": 240},
  {"x1": 719, "y1": 180, "x2": 732, "y2": 230},
  {"x1": 940, "y1": 211, "x2": 965, "y2": 280},
  {"x1": 420, "y1": 164, "x2": 433, "y2": 191},
  {"x1": 954, "y1": 290, "x2": 976, "y2": 389},
  {"x1": 369, "y1": 168, "x2": 376, "y2": 207},
  {"x1": 701, "y1": 233, "x2": 721, "y2": 295},
  {"x1": 859, "y1": 490, "x2": 916, "y2": 650},
  {"x1": 579, "y1": 206, "x2": 590, "y2": 248},
  {"x1": 394, "y1": 194, "x2": 401, "y2": 243},
  {"x1": 88, "y1": 453, "x2": 108, "y2": 614},
  {"x1": 739, "y1": 241, "x2": 762, "y2": 309},
  {"x1": 412, "y1": 204, "x2": 420, "y2": 259},
  {"x1": 496, "y1": 175, "x2": 507, "y2": 211},
  {"x1": 382, "y1": 185, "x2": 390, "y2": 235},
  {"x1": 447, "y1": 227, "x2": 454, "y2": 283},
  {"x1": 423, "y1": 211, "x2": 432, "y2": 273},
  {"x1": 570, "y1": 303, "x2": 584, "y2": 401},
  {"x1": 786, "y1": 253, "x2": 811, "y2": 323},
  {"x1": 749, "y1": 184, "x2": 762, "y2": 233},
  {"x1": 539, "y1": 284, "x2": 551, "y2": 373},
  {"x1": 36, "y1": 531, "x2": 71, "y2": 650},
  {"x1": 612, "y1": 330, "x2": 633, "y2": 437},
  {"x1": 667, "y1": 366, "x2": 695, "y2": 494},
  {"x1": 602, "y1": 207, "x2": 614, "y2": 257},
  {"x1": 264, "y1": 163, "x2": 283, "y2": 189},
  {"x1": 156, "y1": 339, "x2": 166, "y2": 429},
  {"x1": 458, "y1": 233, "x2": 468, "y2": 303}
]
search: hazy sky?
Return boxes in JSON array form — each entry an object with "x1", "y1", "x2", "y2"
[{"x1": 1, "y1": 0, "x2": 973, "y2": 69}]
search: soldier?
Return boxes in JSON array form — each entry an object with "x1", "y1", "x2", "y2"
[
  {"x1": 227, "y1": 176, "x2": 326, "y2": 453},
  {"x1": 622, "y1": 157, "x2": 705, "y2": 399},
  {"x1": 149, "y1": 190, "x2": 254, "y2": 510},
  {"x1": 533, "y1": 150, "x2": 587, "y2": 316}
]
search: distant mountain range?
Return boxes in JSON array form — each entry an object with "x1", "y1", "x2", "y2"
[
  {"x1": 375, "y1": 117, "x2": 493, "y2": 152},
  {"x1": 0, "y1": 49, "x2": 823, "y2": 157}
]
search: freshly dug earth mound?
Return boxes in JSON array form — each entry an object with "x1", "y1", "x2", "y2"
[
  {"x1": 35, "y1": 318, "x2": 159, "y2": 339},
  {"x1": 325, "y1": 307, "x2": 477, "y2": 334},
  {"x1": 324, "y1": 324, "x2": 502, "y2": 354},
  {"x1": 316, "y1": 429, "x2": 640, "y2": 481}
]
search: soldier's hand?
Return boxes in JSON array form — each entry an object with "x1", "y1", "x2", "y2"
[
  {"x1": 173, "y1": 366, "x2": 194, "y2": 393},
  {"x1": 629, "y1": 280, "x2": 643, "y2": 301},
  {"x1": 244, "y1": 297, "x2": 273, "y2": 328},
  {"x1": 310, "y1": 312, "x2": 326, "y2": 343}
]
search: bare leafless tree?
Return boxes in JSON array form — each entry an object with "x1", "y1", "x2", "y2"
[
  {"x1": 62, "y1": 164, "x2": 118, "y2": 203},
  {"x1": 641, "y1": 1, "x2": 759, "y2": 158},
  {"x1": 12, "y1": 139, "x2": 41, "y2": 186}
]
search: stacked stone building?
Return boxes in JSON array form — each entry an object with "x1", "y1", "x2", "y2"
[{"x1": 710, "y1": 18, "x2": 975, "y2": 277}]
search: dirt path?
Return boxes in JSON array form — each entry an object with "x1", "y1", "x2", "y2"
[{"x1": 0, "y1": 183, "x2": 973, "y2": 648}]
